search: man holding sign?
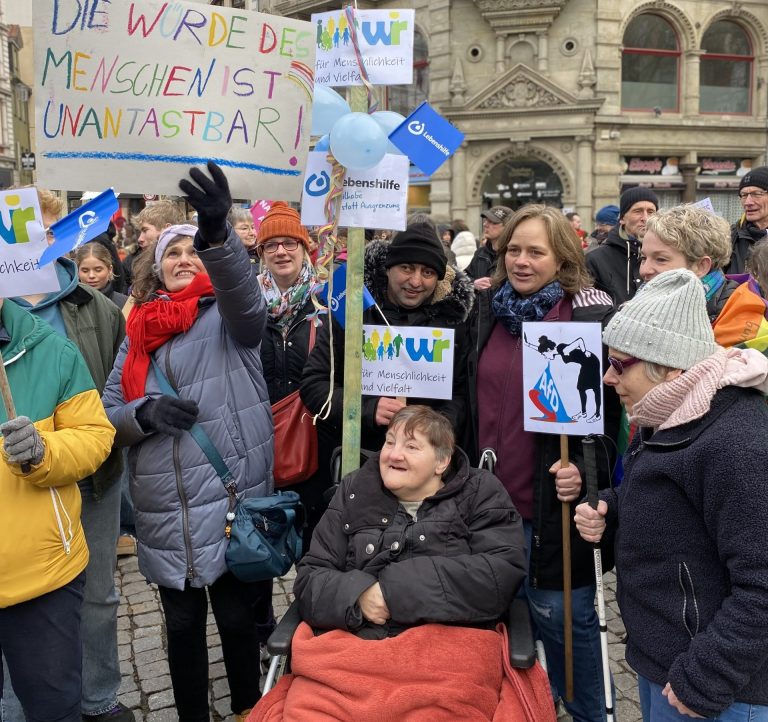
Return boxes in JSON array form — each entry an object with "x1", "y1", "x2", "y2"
[
  {"x1": 301, "y1": 219, "x2": 474, "y2": 451},
  {"x1": 0, "y1": 297, "x2": 115, "y2": 722}
]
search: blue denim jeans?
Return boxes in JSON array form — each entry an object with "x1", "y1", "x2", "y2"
[
  {"x1": 119, "y1": 449, "x2": 136, "y2": 536},
  {"x1": 522, "y1": 521, "x2": 613, "y2": 722},
  {"x1": 639, "y1": 676, "x2": 768, "y2": 721},
  {"x1": 0, "y1": 573, "x2": 85, "y2": 722}
]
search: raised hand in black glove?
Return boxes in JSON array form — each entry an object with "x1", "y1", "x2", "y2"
[
  {"x1": 178, "y1": 161, "x2": 231, "y2": 247},
  {"x1": 136, "y1": 395, "x2": 199, "y2": 437}
]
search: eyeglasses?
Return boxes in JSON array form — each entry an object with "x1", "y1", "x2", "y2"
[
  {"x1": 738, "y1": 191, "x2": 768, "y2": 201},
  {"x1": 235, "y1": 224, "x2": 255, "y2": 232},
  {"x1": 261, "y1": 239, "x2": 300, "y2": 254},
  {"x1": 607, "y1": 355, "x2": 642, "y2": 375}
]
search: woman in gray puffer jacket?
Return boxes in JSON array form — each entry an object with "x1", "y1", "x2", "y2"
[{"x1": 102, "y1": 163, "x2": 273, "y2": 722}]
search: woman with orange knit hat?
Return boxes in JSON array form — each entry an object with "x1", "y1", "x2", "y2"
[{"x1": 256, "y1": 202, "x2": 332, "y2": 551}]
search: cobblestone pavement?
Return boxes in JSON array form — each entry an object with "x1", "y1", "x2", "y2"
[{"x1": 116, "y1": 558, "x2": 641, "y2": 721}]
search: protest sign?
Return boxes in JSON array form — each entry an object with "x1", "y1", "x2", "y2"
[
  {"x1": 522, "y1": 321, "x2": 604, "y2": 436},
  {"x1": 0, "y1": 189, "x2": 59, "y2": 298},
  {"x1": 317, "y1": 263, "x2": 375, "y2": 328},
  {"x1": 361, "y1": 325, "x2": 454, "y2": 400},
  {"x1": 312, "y1": 9, "x2": 414, "y2": 86},
  {"x1": 34, "y1": 0, "x2": 315, "y2": 199},
  {"x1": 301, "y1": 152, "x2": 408, "y2": 230},
  {"x1": 388, "y1": 102, "x2": 465, "y2": 176},
  {"x1": 250, "y1": 200, "x2": 274, "y2": 233}
]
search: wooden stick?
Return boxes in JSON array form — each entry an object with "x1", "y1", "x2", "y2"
[
  {"x1": 560, "y1": 433, "x2": 574, "y2": 702},
  {"x1": 0, "y1": 350, "x2": 31, "y2": 473}
]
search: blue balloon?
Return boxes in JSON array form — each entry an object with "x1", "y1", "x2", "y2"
[
  {"x1": 311, "y1": 86, "x2": 351, "y2": 136},
  {"x1": 371, "y1": 111, "x2": 406, "y2": 155},
  {"x1": 329, "y1": 113, "x2": 387, "y2": 170},
  {"x1": 314, "y1": 134, "x2": 330, "y2": 152}
]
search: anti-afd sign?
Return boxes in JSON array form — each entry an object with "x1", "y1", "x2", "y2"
[
  {"x1": 0, "y1": 188, "x2": 59, "y2": 298},
  {"x1": 312, "y1": 9, "x2": 414, "y2": 86},
  {"x1": 301, "y1": 151, "x2": 408, "y2": 231},
  {"x1": 521, "y1": 321, "x2": 604, "y2": 437},
  {"x1": 361, "y1": 325, "x2": 454, "y2": 400},
  {"x1": 34, "y1": 0, "x2": 315, "y2": 199},
  {"x1": 388, "y1": 102, "x2": 464, "y2": 176}
]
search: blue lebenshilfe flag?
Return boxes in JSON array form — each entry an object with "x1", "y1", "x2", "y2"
[
  {"x1": 38, "y1": 188, "x2": 119, "y2": 267},
  {"x1": 388, "y1": 102, "x2": 465, "y2": 176},
  {"x1": 319, "y1": 263, "x2": 375, "y2": 328}
]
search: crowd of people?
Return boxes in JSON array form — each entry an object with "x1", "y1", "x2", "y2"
[{"x1": 2, "y1": 162, "x2": 768, "y2": 722}]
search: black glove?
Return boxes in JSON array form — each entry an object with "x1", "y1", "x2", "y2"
[
  {"x1": 136, "y1": 395, "x2": 199, "y2": 437},
  {"x1": 178, "y1": 161, "x2": 231, "y2": 247}
]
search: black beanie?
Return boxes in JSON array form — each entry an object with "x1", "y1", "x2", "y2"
[
  {"x1": 385, "y1": 222, "x2": 447, "y2": 279},
  {"x1": 739, "y1": 166, "x2": 768, "y2": 192},
  {"x1": 619, "y1": 187, "x2": 659, "y2": 220}
]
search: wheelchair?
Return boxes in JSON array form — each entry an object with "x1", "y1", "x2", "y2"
[{"x1": 262, "y1": 446, "x2": 539, "y2": 694}]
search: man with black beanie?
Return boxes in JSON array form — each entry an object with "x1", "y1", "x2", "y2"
[
  {"x1": 301, "y1": 220, "x2": 475, "y2": 451},
  {"x1": 728, "y1": 166, "x2": 768, "y2": 274},
  {"x1": 585, "y1": 187, "x2": 659, "y2": 305}
]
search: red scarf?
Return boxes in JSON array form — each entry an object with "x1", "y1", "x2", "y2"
[{"x1": 121, "y1": 273, "x2": 215, "y2": 401}]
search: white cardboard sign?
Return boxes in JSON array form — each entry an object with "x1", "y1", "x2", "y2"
[
  {"x1": 34, "y1": 0, "x2": 315, "y2": 199},
  {"x1": 521, "y1": 321, "x2": 604, "y2": 436},
  {"x1": 361, "y1": 325, "x2": 454, "y2": 400},
  {"x1": 301, "y1": 152, "x2": 408, "y2": 231},
  {"x1": 0, "y1": 189, "x2": 59, "y2": 299},
  {"x1": 312, "y1": 9, "x2": 414, "y2": 86}
]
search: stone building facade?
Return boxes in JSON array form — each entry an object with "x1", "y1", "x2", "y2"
[
  {"x1": 0, "y1": 0, "x2": 17, "y2": 188},
  {"x1": 259, "y1": 0, "x2": 768, "y2": 234}
]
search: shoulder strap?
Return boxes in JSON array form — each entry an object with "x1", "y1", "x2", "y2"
[{"x1": 150, "y1": 357, "x2": 234, "y2": 486}]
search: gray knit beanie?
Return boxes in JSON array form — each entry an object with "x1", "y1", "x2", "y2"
[{"x1": 602, "y1": 269, "x2": 719, "y2": 370}]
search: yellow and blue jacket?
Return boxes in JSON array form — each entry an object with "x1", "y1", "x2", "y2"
[{"x1": 0, "y1": 299, "x2": 115, "y2": 607}]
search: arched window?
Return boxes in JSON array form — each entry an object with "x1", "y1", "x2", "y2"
[
  {"x1": 621, "y1": 14, "x2": 680, "y2": 112},
  {"x1": 700, "y1": 20, "x2": 753, "y2": 114},
  {"x1": 387, "y1": 30, "x2": 429, "y2": 116}
]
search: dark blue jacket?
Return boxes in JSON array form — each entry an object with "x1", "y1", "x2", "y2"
[{"x1": 604, "y1": 385, "x2": 768, "y2": 716}]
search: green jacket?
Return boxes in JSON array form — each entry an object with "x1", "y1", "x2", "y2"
[{"x1": 13, "y1": 260, "x2": 126, "y2": 496}]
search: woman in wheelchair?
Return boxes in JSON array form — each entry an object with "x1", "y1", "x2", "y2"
[{"x1": 249, "y1": 406, "x2": 556, "y2": 722}]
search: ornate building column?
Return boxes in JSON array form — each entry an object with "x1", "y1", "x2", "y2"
[
  {"x1": 451, "y1": 143, "x2": 468, "y2": 218},
  {"x1": 683, "y1": 50, "x2": 703, "y2": 117},
  {"x1": 575, "y1": 135, "x2": 594, "y2": 221}
]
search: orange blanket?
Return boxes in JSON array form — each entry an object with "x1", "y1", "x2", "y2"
[{"x1": 249, "y1": 622, "x2": 555, "y2": 722}]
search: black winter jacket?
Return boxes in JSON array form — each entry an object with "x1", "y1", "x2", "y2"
[
  {"x1": 727, "y1": 218, "x2": 768, "y2": 275},
  {"x1": 464, "y1": 240, "x2": 496, "y2": 281},
  {"x1": 604, "y1": 386, "x2": 768, "y2": 717},
  {"x1": 294, "y1": 450, "x2": 526, "y2": 639},
  {"x1": 300, "y1": 240, "x2": 475, "y2": 451},
  {"x1": 467, "y1": 286, "x2": 618, "y2": 590},
  {"x1": 585, "y1": 225, "x2": 642, "y2": 306}
]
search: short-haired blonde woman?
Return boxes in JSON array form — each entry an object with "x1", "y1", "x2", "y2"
[
  {"x1": 640, "y1": 204, "x2": 736, "y2": 322},
  {"x1": 467, "y1": 204, "x2": 618, "y2": 721}
]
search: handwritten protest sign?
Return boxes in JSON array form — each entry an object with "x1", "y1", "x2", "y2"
[
  {"x1": 361, "y1": 325, "x2": 454, "y2": 400},
  {"x1": 34, "y1": 0, "x2": 315, "y2": 199},
  {"x1": 0, "y1": 189, "x2": 59, "y2": 298},
  {"x1": 522, "y1": 322, "x2": 604, "y2": 436},
  {"x1": 312, "y1": 9, "x2": 414, "y2": 86},
  {"x1": 301, "y1": 152, "x2": 408, "y2": 230}
]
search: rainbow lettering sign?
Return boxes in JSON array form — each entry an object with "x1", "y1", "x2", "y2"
[
  {"x1": 34, "y1": 0, "x2": 315, "y2": 199},
  {"x1": 0, "y1": 189, "x2": 59, "y2": 298},
  {"x1": 312, "y1": 9, "x2": 414, "y2": 86},
  {"x1": 361, "y1": 324, "x2": 454, "y2": 400},
  {"x1": 522, "y1": 321, "x2": 604, "y2": 437}
]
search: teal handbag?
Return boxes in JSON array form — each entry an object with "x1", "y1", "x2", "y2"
[{"x1": 150, "y1": 358, "x2": 304, "y2": 582}]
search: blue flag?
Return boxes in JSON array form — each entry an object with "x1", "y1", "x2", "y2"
[
  {"x1": 387, "y1": 102, "x2": 465, "y2": 176},
  {"x1": 318, "y1": 263, "x2": 375, "y2": 328},
  {"x1": 38, "y1": 189, "x2": 119, "y2": 267}
]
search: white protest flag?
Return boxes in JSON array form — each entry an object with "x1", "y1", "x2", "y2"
[{"x1": 34, "y1": 0, "x2": 316, "y2": 199}]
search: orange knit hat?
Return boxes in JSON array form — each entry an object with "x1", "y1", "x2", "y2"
[{"x1": 257, "y1": 201, "x2": 310, "y2": 247}]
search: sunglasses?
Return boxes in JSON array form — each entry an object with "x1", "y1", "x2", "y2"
[{"x1": 607, "y1": 355, "x2": 642, "y2": 375}]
